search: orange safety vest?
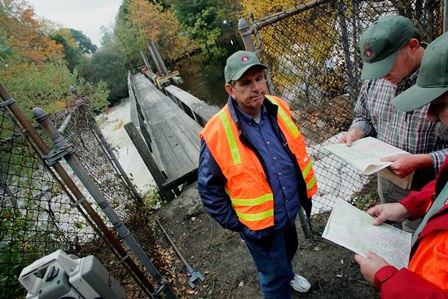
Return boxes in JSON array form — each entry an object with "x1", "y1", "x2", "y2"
[
  {"x1": 408, "y1": 230, "x2": 448, "y2": 290},
  {"x1": 200, "y1": 95, "x2": 317, "y2": 231}
]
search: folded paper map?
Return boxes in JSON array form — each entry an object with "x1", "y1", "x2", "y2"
[
  {"x1": 323, "y1": 198, "x2": 411, "y2": 270},
  {"x1": 325, "y1": 137, "x2": 414, "y2": 189}
]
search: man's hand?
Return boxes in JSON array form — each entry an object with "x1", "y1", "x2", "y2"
[
  {"x1": 354, "y1": 252, "x2": 389, "y2": 285},
  {"x1": 337, "y1": 128, "x2": 365, "y2": 146},
  {"x1": 381, "y1": 153, "x2": 433, "y2": 178},
  {"x1": 366, "y1": 203, "x2": 410, "y2": 225}
]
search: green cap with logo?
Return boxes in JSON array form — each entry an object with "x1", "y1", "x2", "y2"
[
  {"x1": 392, "y1": 32, "x2": 448, "y2": 112},
  {"x1": 359, "y1": 15, "x2": 417, "y2": 80},
  {"x1": 224, "y1": 51, "x2": 267, "y2": 83}
]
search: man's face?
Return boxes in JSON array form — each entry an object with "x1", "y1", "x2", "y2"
[
  {"x1": 427, "y1": 92, "x2": 448, "y2": 125},
  {"x1": 225, "y1": 67, "x2": 267, "y2": 117},
  {"x1": 383, "y1": 48, "x2": 414, "y2": 84}
]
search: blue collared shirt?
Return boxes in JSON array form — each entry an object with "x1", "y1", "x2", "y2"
[
  {"x1": 198, "y1": 97, "x2": 304, "y2": 239},
  {"x1": 235, "y1": 104, "x2": 300, "y2": 232}
]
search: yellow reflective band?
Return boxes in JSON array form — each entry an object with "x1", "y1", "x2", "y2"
[
  {"x1": 231, "y1": 194, "x2": 273, "y2": 206},
  {"x1": 219, "y1": 110, "x2": 241, "y2": 164},
  {"x1": 302, "y1": 160, "x2": 313, "y2": 178},
  {"x1": 235, "y1": 209, "x2": 274, "y2": 221},
  {"x1": 306, "y1": 175, "x2": 316, "y2": 191},
  {"x1": 266, "y1": 96, "x2": 299, "y2": 138}
]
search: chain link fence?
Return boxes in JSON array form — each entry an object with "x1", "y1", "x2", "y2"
[
  {"x1": 241, "y1": 0, "x2": 444, "y2": 214},
  {"x1": 0, "y1": 92, "x2": 169, "y2": 298}
]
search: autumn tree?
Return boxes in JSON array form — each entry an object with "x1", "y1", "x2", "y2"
[
  {"x1": 240, "y1": 1, "x2": 342, "y2": 107},
  {"x1": 239, "y1": 0, "x2": 444, "y2": 115},
  {"x1": 169, "y1": 0, "x2": 243, "y2": 59},
  {"x1": 114, "y1": 0, "x2": 196, "y2": 70},
  {"x1": 51, "y1": 28, "x2": 83, "y2": 72},
  {"x1": 0, "y1": 0, "x2": 108, "y2": 115}
]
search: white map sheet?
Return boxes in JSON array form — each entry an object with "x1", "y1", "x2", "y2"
[
  {"x1": 325, "y1": 137, "x2": 414, "y2": 189},
  {"x1": 322, "y1": 199, "x2": 411, "y2": 270}
]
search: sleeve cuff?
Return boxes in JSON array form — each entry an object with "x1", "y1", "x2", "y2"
[
  {"x1": 373, "y1": 265, "x2": 399, "y2": 291},
  {"x1": 400, "y1": 180, "x2": 436, "y2": 219}
]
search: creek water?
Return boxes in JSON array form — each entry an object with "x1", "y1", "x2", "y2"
[
  {"x1": 174, "y1": 53, "x2": 230, "y2": 108},
  {"x1": 96, "y1": 53, "x2": 232, "y2": 193}
]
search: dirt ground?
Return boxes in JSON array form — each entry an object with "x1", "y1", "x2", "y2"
[{"x1": 153, "y1": 183, "x2": 379, "y2": 299}]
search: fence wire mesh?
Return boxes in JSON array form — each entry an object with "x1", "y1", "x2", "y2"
[
  {"x1": 0, "y1": 98, "x2": 163, "y2": 298},
  {"x1": 245, "y1": 0, "x2": 444, "y2": 214}
]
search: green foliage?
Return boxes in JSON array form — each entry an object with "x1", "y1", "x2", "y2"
[
  {"x1": 170, "y1": 0, "x2": 242, "y2": 60},
  {"x1": 3, "y1": 61, "x2": 74, "y2": 116},
  {"x1": 69, "y1": 29, "x2": 97, "y2": 54},
  {"x1": 72, "y1": 76, "x2": 110, "y2": 113},
  {"x1": 113, "y1": 15, "x2": 146, "y2": 69},
  {"x1": 51, "y1": 29, "x2": 83, "y2": 72},
  {"x1": 189, "y1": 9, "x2": 227, "y2": 60},
  {"x1": 0, "y1": 207, "x2": 52, "y2": 297},
  {"x1": 0, "y1": 240, "x2": 28, "y2": 297},
  {"x1": 351, "y1": 187, "x2": 379, "y2": 211},
  {"x1": 141, "y1": 185, "x2": 164, "y2": 212},
  {"x1": 0, "y1": 0, "x2": 109, "y2": 117},
  {"x1": 87, "y1": 49, "x2": 128, "y2": 106}
]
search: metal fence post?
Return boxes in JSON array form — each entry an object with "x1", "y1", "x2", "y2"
[
  {"x1": 238, "y1": 17, "x2": 276, "y2": 95},
  {"x1": 69, "y1": 87, "x2": 144, "y2": 206},
  {"x1": 238, "y1": 18, "x2": 256, "y2": 52},
  {"x1": 33, "y1": 107, "x2": 177, "y2": 299},
  {"x1": 0, "y1": 83, "x2": 159, "y2": 298}
]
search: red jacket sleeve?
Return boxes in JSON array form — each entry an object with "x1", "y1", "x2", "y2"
[
  {"x1": 375, "y1": 266, "x2": 448, "y2": 298},
  {"x1": 400, "y1": 180, "x2": 436, "y2": 220}
]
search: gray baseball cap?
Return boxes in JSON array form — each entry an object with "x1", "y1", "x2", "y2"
[
  {"x1": 359, "y1": 15, "x2": 417, "y2": 80},
  {"x1": 224, "y1": 51, "x2": 267, "y2": 83},
  {"x1": 392, "y1": 32, "x2": 448, "y2": 112}
]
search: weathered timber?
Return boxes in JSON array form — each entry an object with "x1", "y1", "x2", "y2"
[
  {"x1": 129, "y1": 73, "x2": 202, "y2": 199},
  {"x1": 164, "y1": 85, "x2": 219, "y2": 127}
]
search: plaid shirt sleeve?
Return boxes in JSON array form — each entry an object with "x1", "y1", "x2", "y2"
[
  {"x1": 351, "y1": 81, "x2": 377, "y2": 137},
  {"x1": 430, "y1": 150, "x2": 448, "y2": 173}
]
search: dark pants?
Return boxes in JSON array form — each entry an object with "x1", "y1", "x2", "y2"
[{"x1": 240, "y1": 222, "x2": 298, "y2": 299}]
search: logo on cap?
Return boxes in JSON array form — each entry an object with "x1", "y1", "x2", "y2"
[
  {"x1": 365, "y1": 49, "x2": 372, "y2": 57},
  {"x1": 242, "y1": 55, "x2": 249, "y2": 62}
]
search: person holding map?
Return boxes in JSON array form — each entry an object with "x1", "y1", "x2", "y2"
[
  {"x1": 354, "y1": 32, "x2": 448, "y2": 297},
  {"x1": 338, "y1": 15, "x2": 448, "y2": 232}
]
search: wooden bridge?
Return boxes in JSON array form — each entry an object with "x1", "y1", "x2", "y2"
[{"x1": 125, "y1": 71, "x2": 219, "y2": 200}]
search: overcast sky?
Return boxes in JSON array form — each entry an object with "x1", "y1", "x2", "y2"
[{"x1": 27, "y1": 0, "x2": 122, "y2": 46}]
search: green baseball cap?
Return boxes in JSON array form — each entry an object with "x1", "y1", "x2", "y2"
[
  {"x1": 392, "y1": 32, "x2": 448, "y2": 112},
  {"x1": 359, "y1": 15, "x2": 417, "y2": 80},
  {"x1": 224, "y1": 51, "x2": 267, "y2": 83}
]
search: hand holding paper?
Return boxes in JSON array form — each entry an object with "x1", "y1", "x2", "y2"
[
  {"x1": 325, "y1": 137, "x2": 414, "y2": 188},
  {"x1": 322, "y1": 199, "x2": 411, "y2": 270}
]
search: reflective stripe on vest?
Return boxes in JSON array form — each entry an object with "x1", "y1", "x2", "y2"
[
  {"x1": 212, "y1": 108, "x2": 275, "y2": 230},
  {"x1": 266, "y1": 95, "x2": 318, "y2": 197},
  {"x1": 201, "y1": 96, "x2": 317, "y2": 230}
]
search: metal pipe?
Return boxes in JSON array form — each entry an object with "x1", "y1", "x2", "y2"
[
  {"x1": 238, "y1": 18, "x2": 256, "y2": 52},
  {"x1": 69, "y1": 86, "x2": 144, "y2": 205},
  {"x1": 33, "y1": 108, "x2": 177, "y2": 299},
  {"x1": 238, "y1": 17, "x2": 275, "y2": 95},
  {"x1": 0, "y1": 82, "x2": 156, "y2": 297},
  {"x1": 252, "y1": 0, "x2": 330, "y2": 30}
]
